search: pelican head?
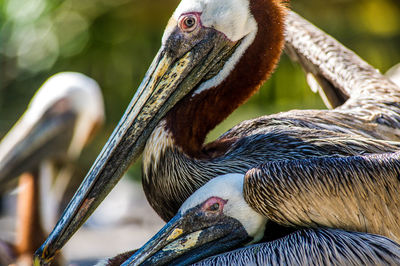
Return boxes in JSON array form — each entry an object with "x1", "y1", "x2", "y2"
[
  {"x1": 121, "y1": 174, "x2": 266, "y2": 265},
  {"x1": 0, "y1": 72, "x2": 104, "y2": 188},
  {"x1": 35, "y1": 0, "x2": 286, "y2": 263}
]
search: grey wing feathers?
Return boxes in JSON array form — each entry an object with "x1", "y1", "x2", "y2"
[
  {"x1": 285, "y1": 12, "x2": 400, "y2": 111},
  {"x1": 285, "y1": 43, "x2": 348, "y2": 109},
  {"x1": 193, "y1": 228, "x2": 400, "y2": 266},
  {"x1": 244, "y1": 152, "x2": 400, "y2": 243}
]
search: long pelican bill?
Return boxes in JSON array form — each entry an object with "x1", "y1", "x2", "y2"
[
  {"x1": 34, "y1": 27, "x2": 240, "y2": 264},
  {"x1": 0, "y1": 103, "x2": 76, "y2": 190},
  {"x1": 121, "y1": 207, "x2": 250, "y2": 266}
]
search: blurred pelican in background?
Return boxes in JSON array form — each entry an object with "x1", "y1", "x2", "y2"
[{"x1": 0, "y1": 72, "x2": 104, "y2": 265}]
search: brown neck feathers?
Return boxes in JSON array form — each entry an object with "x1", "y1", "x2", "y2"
[{"x1": 166, "y1": 0, "x2": 286, "y2": 157}]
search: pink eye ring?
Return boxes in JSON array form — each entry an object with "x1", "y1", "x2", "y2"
[
  {"x1": 179, "y1": 15, "x2": 198, "y2": 32},
  {"x1": 202, "y1": 197, "x2": 228, "y2": 214}
]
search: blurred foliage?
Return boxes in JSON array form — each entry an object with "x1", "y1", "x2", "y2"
[{"x1": 1, "y1": 0, "x2": 400, "y2": 181}]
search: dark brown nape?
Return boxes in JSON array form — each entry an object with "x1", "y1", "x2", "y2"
[
  {"x1": 166, "y1": 0, "x2": 287, "y2": 157},
  {"x1": 14, "y1": 170, "x2": 47, "y2": 260}
]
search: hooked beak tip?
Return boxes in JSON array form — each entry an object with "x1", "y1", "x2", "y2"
[
  {"x1": 33, "y1": 244, "x2": 57, "y2": 266},
  {"x1": 33, "y1": 256, "x2": 43, "y2": 266}
]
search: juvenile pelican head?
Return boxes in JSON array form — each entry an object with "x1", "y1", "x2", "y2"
[
  {"x1": 35, "y1": 0, "x2": 286, "y2": 263},
  {"x1": 0, "y1": 72, "x2": 104, "y2": 187},
  {"x1": 121, "y1": 174, "x2": 266, "y2": 265}
]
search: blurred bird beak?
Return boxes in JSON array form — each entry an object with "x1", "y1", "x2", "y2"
[
  {"x1": 35, "y1": 26, "x2": 240, "y2": 264},
  {"x1": 0, "y1": 99, "x2": 77, "y2": 190},
  {"x1": 120, "y1": 209, "x2": 250, "y2": 266}
]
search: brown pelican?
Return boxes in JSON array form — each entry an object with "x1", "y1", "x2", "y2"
[
  {"x1": 112, "y1": 152, "x2": 400, "y2": 265},
  {"x1": 35, "y1": 1, "x2": 400, "y2": 263},
  {"x1": 0, "y1": 72, "x2": 104, "y2": 265}
]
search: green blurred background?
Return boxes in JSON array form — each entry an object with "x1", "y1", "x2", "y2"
[{"x1": 1, "y1": 0, "x2": 400, "y2": 182}]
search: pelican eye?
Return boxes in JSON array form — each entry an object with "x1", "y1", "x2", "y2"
[
  {"x1": 202, "y1": 197, "x2": 227, "y2": 214},
  {"x1": 179, "y1": 15, "x2": 198, "y2": 32},
  {"x1": 207, "y1": 203, "x2": 220, "y2": 212}
]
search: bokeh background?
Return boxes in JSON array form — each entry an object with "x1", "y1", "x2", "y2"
[{"x1": 0, "y1": 0, "x2": 400, "y2": 263}]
